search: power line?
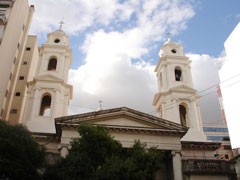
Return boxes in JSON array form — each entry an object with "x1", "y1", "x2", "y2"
[
  {"x1": 148, "y1": 73, "x2": 240, "y2": 114},
  {"x1": 1, "y1": 72, "x2": 240, "y2": 116}
]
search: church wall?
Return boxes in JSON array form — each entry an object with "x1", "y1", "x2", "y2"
[
  {"x1": 111, "y1": 132, "x2": 181, "y2": 150},
  {"x1": 95, "y1": 117, "x2": 152, "y2": 127},
  {"x1": 59, "y1": 128, "x2": 182, "y2": 151}
]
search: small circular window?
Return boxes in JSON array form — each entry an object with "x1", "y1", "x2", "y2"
[
  {"x1": 171, "y1": 49, "x2": 177, "y2": 53},
  {"x1": 54, "y1": 39, "x2": 60, "y2": 43}
]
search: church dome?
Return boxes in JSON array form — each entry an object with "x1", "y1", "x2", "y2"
[
  {"x1": 163, "y1": 38, "x2": 181, "y2": 47},
  {"x1": 53, "y1": 29, "x2": 66, "y2": 35},
  {"x1": 159, "y1": 38, "x2": 184, "y2": 57}
]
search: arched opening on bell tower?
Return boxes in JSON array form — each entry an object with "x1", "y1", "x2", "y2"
[
  {"x1": 39, "y1": 93, "x2": 52, "y2": 116},
  {"x1": 179, "y1": 104, "x2": 187, "y2": 126},
  {"x1": 175, "y1": 67, "x2": 182, "y2": 81},
  {"x1": 47, "y1": 57, "x2": 57, "y2": 71}
]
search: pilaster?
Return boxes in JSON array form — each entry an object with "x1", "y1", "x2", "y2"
[{"x1": 172, "y1": 151, "x2": 183, "y2": 180}]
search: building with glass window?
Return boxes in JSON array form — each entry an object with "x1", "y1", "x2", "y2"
[
  {"x1": 0, "y1": 0, "x2": 35, "y2": 124},
  {"x1": 203, "y1": 123, "x2": 233, "y2": 160}
]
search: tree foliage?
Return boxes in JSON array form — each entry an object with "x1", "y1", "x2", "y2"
[
  {"x1": 0, "y1": 120, "x2": 46, "y2": 180},
  {"x1": 44, "y1": 124, "x2": 165, "y2": 180}
]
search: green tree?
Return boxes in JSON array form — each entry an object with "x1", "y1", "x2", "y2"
[
  {"x1": 0, "y1": 120, "x2": 46, "y2": 180},
  {"x1": 44, "y1": 124, "x2": 165, "y2": 180}
]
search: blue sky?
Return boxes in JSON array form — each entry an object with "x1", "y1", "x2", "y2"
[
  {"x1": 29, "y1": 0, "x2": 240, "y2": 124},
  {"x1": 177, "y1": 0, "x2": 240, "y2": 57}
]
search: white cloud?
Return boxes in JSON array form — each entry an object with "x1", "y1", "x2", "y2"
[
  {"x1": 29, "y1": 0, "x2": 195, "y2": 37},
  {"x1": 29, "y1": 0, "x2": 120, "y2": 35},
  {"x1": 188, "y1": 53, "x2": 224, "y2": 123},
  {"x1": 44, "y1": 0, "x2": 195, "y2": 116},
  {"x1": 68, "y1": 29, "x2": 157, "y2": 114}
]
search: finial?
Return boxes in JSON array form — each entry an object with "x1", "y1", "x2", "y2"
[
  {"x1": 59, "y1": 20, "x2": 64, "y2": 30},
  {"x1": 166, "y1": 32, "x2": 172, "y2": 42},
  {"x1": 96, "y1": 100, "x2": 103, "y2": 111}
]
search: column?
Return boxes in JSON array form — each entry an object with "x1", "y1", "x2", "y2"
[
  {"x1": 162, "y1": 64, "x2": 167, "y2": 91},
  {"x1": 172, "y1": 151, "x2": 183, "y2": 180},
  {"x1": 31, "y1": 88, "x2": 40, "y2": 120},
  {"x1": 52, "y1": 89, "x2": 59, "y2": 118}
]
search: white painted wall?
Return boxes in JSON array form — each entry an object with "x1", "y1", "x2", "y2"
[{"x1": 219, "y1": 22, "x2": 240, "y2": 148}]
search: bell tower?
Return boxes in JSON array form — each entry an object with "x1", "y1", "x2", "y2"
[
  {"x1": 153, "y1": 38, "x2": 206, "y2": 141},
  {"x1": 23, "y1": 27, "x2": 73, "y2": 134}
]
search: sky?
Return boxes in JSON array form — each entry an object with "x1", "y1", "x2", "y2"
[{"x1": 28, "y1": 0, "x2": 240, "y2": 128}]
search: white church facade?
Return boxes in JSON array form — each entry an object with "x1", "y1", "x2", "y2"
[
  {"x1": 0, "y1": 1, "x2": 237, "y2": 180},
  {"x1": 29, "y1": 29, "x2": 236, "y2": 180}
]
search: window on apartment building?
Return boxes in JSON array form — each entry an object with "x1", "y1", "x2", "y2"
[
  {"x1": 223, "y1": 145, "x2": 232, "y2": 150},
  {"x1": 26, "y1": 47, "x2": 31, "y2": 51},
  {"x1": 17, "y1": 43, "x2": 20, "y2": 49},
  {"x1": 19, "y1": 76, "x2": 24, "y2": 80},
  {"x1": 10, "y1": 109, "x2": 17, "y2": 114},
  {"x1": 207, "y1": 136, "x2": 230, "y2": 141},
  {"x1": 23, "y1": 61, "x2": 27, "y2": 65},
  {"x1": 0, "y1": 4, "x2": 10, "y2": 8},
  {"x1": 13, "y1": 57, "x2": 16, "y2": 64},
  {"x1": 15, "y1": 92, "x2": 21, "y2": 96},
  {"x1": 22, "y1": 24, "x2": 25, "y2": 30},
  {"x1": 9, "y1": 72, "x2": 12, "y2": 80},
  {"x1": 203, "y1": 127, "x2": 228, "y2": 133},
  {"x1": 39, "y1": 94, "x2": 51, "y2": 116},
  {"x1": 47, "y1": 58, "x2": 57, "y2": 71}
]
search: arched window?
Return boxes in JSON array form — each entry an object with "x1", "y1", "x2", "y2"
[
  {"x1": 39, "y1": 94, "x2": 51, "y2": 116},
  {"x1": 175, "y1": 67, "x2": 182, "y2": 81},
  {"x1": 179, "y1": 104, "x2": 187, "y2": 126},
  {"x1": 47, "y1": 58, "x2": 57, "y2": 71}
]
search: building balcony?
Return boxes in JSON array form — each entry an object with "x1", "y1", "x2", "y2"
[{"x1": 183, "y1": 159, "x2": 236, "y2": 175}]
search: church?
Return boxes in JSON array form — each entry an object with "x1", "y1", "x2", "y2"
[{"x1": 0, "y1": 0, "x2": 237, "y2": 180}]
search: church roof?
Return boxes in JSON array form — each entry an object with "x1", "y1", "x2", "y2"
[
  {"x1": 55, "y1": 107, "x2": 188, "y2": 137},
  {"x1": 53, "y1": 29, "x2": 66, "y2": 35},
  {"x1": 162, "y1": 38, "x2": 182, "y2": 47}
]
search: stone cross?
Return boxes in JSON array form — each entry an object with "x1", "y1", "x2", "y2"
[{"x1": 59, "y1": 20, "x2": 64, "y2": 30}]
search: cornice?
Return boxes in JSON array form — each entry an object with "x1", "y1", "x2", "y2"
[{"x1": 57, "y1": 123, "x2": 187, "y2": 137}]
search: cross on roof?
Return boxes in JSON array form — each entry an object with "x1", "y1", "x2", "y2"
[
  {"x1": 166, "y1": 32, "x2": 172, "y2": 41},
  {"x1": 59, "y1": 20, "x2": 64, "y2": 30}
]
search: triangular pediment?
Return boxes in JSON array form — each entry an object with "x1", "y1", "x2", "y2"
[
  {"x1": 170, "y1": 84, "x2": 196, "y2": 93},
  {"x1": 93, "y1": 117, "x2": 153, "y2": 128},
  {"x1": 34, "y1": 73, "x2": 64, "y2": 82},
  {"x1": 55, "y1": 107, "x2": 188, "y2": 137}
]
